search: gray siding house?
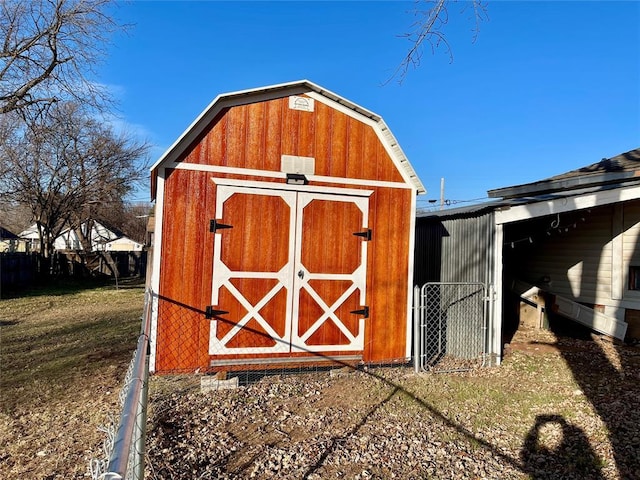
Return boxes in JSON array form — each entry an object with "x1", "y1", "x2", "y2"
[{"x1": 414, "y1": 147, "x2": 640, "y2": 365}]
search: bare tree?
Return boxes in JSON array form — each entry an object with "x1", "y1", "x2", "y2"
[
  {"x1": 0, "y1": 0, "x2": 122, "y2": 116},
  {"x1": 0, "y1": 102, "x2": 149, "y2": 257},
  {"x1": 389, "y1": 0, "x2": 488, "y2": 84},
  {"x1": 99, "y1": 201, "x2": 152, "y2": 244},
  {"x1": 0, "y1": 197, "x2": 31, "y2": 234}
]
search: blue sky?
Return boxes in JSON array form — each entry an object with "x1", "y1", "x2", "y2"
[{"x1": 100, "y1": 1, "x2": 640, "y2": 207}]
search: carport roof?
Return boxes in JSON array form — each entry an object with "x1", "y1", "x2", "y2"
[
  {"x1": 419, "y1": 179, "x2": 640, "y2": 225},
  {"x1": 488, "y1": 147, "x2": 640, "y2": 200}
]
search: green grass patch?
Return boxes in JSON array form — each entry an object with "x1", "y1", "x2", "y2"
[{"x1": 0, "y1": 283, "x2": 144, "y2": 413}]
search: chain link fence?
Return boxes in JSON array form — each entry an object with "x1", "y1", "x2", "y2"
[
  {"x1": 413, "y1": 282, "x2": 489, "y2": 372},
  {"x1": 150, "y1": 292, "x2": 413, "y2": 384},
  {"x1": 88, "y1": 283, "x2": 489, "y2": 479},
  {"x1": 90, "y1": 290, "x2": 153, "y2": 480}
]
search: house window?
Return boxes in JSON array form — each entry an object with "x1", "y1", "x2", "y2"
[{"x1": 629, "y1": 266, "x2": 640, "y2": 290}]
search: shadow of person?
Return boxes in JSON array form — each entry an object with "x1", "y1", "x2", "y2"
[
  {"x1": 521, "y1": 414, "x2": 604, "y2": 480},
  {"x1": 503, "y1": 202, "x2": 640, "y2": 478}
]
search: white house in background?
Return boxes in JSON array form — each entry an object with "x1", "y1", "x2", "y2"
[
  {"x1": 0, "y1": 226, "x2": 28, "y2": 252},
  {"x1": 19, "y1": 221, "x2": 140, "y2": 252},
  {"x1": 18, "y1": 224, "x2": 54, "y2": 251},
  {"x1": 105, "y1": 237, "x2": 144, "y2": 252}
]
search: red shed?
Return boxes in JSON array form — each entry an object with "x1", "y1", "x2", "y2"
[{"x1": 149, "y1": 80, "x2": 425, "y2": 373}]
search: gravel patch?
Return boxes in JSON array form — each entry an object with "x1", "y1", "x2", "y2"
[{"x1": 146, "y1": 331, "x2": 640, "y2": 480}]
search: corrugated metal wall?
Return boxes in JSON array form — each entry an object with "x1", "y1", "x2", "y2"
[
  {"x1": 414, "y1": 209, "x2": 495, "y2": 286},
  {"x1": 413, "y1": 209, "x2": 496, "y2": 365}
]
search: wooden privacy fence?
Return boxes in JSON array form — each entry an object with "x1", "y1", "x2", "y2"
[
  {"x1": 56, "y1": 251, "x2": 147, "y2": 278},
  {"x1": 0, "y1": 251, "x2": 147, "y2": 293},
  {"x1": 0, "y1": 253, "x2": 40, "y2": 290}
]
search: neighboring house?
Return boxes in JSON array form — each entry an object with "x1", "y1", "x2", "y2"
[
  {"x1": 17, "y1": 224, "x2": 40, "y2": 252},
  {"x1": 0, "y1": 226, "x2": 26, "y2": 253},
  {"x1": 19, "y1": 221, "x2": 139, "y2": 252},
  {"x1": 414, "y1": 147, "x2": 640, "y2": 365},
  {"x1": 14, "y1": 225, "x2": 48, "y2": 253},
  {"x1": 105, "y1": 237, "x2": 144, "y2": 252},
  {"x1": 149, "y1": 80, "x2": 425, "y2": 374}
]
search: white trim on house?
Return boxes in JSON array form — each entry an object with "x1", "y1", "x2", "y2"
[
  {"x1": 404, "y1": 190, "x2": 418, "y2": 359},
  {"x1": 170, "y1": 161, "x2": 414, "y2": 190},
  {"x1": 492, "y1": 223, "x2": 504, "y2": 365},
  {"x1": 495, "y1": 184, "x2": 640, "y2": 225},
  {"x1": 149, "y1": 168, "x2": 166, "y2": 372}
]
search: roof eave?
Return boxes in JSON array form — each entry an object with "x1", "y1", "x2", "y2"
[{"x1": 488, "y1": 170, "x2": 640, "y2": 199}]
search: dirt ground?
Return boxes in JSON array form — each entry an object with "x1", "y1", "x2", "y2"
[{"x1": 146, "y1": 323, "x2": 640, "y2": 480}]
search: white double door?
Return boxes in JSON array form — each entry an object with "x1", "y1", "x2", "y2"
[{"x1": 208, "y1": 185, "x2": 370, "y2": 357}]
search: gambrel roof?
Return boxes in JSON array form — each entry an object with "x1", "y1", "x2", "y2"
[{"x1": 150, "y1": 80, "x2": 426, "y2": 198}]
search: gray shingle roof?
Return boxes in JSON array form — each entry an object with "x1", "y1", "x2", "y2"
[
  {"x1": 488, "y1": 147, "x2": 640, "y2": 199},
  {"x1": 549, "y1": 148, "x2": 640, "y2": 180},
  {"x1": 0, "y1": 226, "x2": 18, "y2": 239}
]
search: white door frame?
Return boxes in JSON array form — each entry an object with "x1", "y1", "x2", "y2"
[{"x1": 209, "y1": 185, "x2": 370, "y2": 355}]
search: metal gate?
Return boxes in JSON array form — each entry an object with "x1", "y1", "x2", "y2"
[{"x1": 413, "y1": 282, "x2": 490, "y2": 372}]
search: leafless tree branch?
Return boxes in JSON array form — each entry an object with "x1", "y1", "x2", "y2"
[
  {"x1": 0, "y1": 0, "x2": 124, "y2": 116},
  {"x1": 386, "y1": 0, "x2": 488, "y2": 85}
]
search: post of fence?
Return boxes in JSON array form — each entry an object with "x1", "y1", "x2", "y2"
[
  {"x1": 98, "y1": 289, "x2": 152, "y2": 480},
  {"x1": 413, "y1": 285, "x2": 421, "y2": 374},
  {"x1": 134, "y1": 343, "x2": 150, "y2": 480}
]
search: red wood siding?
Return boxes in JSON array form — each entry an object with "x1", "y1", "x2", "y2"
[
  {"x1": 365, "y1": 186, "x2": 412, "y2": 362},
  {"x1": 156, "y1": 169, "x2": 215, "y2": 372},
  {"x1": 155, "y1": 93, "x2": 414, "y2": 372},
  {"x1": 180, "y1": 97, "x2": 405, "y2": 184}
]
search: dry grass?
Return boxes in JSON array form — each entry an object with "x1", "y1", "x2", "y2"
[{"x1": 0, "y1": 280, "x2": 144, "y2": 479}]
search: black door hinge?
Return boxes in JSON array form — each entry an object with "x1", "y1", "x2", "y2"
[
  {"x1": 210, "y1": 220, "x2": 233, "y2": 233},
  {"x1": 350, "y1": 306, "x2": 370, "y2": 318},
  {"x1": 205, "y1": 306, "x2": 229, "y2": 319},
  {"x1": 353, "y1": 229, "x2": 372, "y2": 241}
]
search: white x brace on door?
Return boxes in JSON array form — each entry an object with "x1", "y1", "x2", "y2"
[{"x1": 208, "y1": 184, "x2": 370, "y2": 357}]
